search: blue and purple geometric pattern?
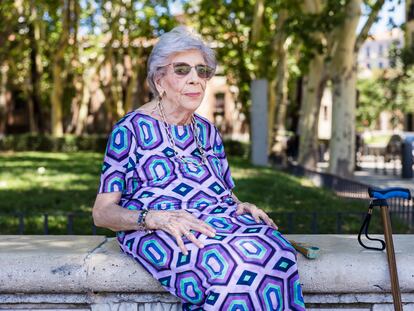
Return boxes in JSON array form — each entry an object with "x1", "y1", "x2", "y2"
[{"x1": 98, "y1": 111, "x2": 306, "y2": 310}]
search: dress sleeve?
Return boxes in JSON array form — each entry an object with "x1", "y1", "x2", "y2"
[
  {"x1": 212, "y1": 126, "x2": 236, "y2": 191},
  {"x1": 98, "y1": 125, "x2": 137, "y2": 194}
]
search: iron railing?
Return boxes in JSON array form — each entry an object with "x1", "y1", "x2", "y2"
[
  {"x1": 286, "y1": 163, "x2": 370, "y2": 199},
  {"x1": 0, "y1": 212, "x2": 97, "y2": 235},
  {"x1": 1, "y1": 164, "x2": 412, "y2": 235},
  {"x1": 1, "y1": 209, "x2": 412, "y2": 235},
  {"x1": 285, "y1": 163, "x2": 414, "y2": 228}
]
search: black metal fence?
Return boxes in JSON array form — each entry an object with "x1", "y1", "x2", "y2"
[
  {"x1": 0, "y1": 210, "x2": 361, "y2": 235},
  {"x1": 1, "y1": 208, "x2": 412, "y2": 236},
  {"x1": 0, "y1": 212, "x2": 98, "y2": 235},
  {"x1": 285, "y1": 163, "x2": 414, "y2": 229},
  {"x1": 286, "y1": 163, "x2": 370, "y2": 199},
  {"x1": 1, "y1": 163, "x2": 412, "y2": 235}
]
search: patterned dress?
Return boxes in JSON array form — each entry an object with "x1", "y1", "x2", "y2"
[{"x1": 98, "y1": 110, "x2": 306, "y2": 311}]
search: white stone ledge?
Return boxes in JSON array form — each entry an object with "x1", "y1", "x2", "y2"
[{"x1": 1, "y1": 234, "x2": 414, "y2": 309}]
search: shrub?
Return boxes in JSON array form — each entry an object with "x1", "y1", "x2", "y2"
[
  {"x1": 223, "y1": 139, "x2": 250, "y2": 158},
  {"x1": 0, "y1": 134, "x2": 248, "y2": 156},
  {"x1": 0, "y1": 134, "x2": 107, "y2": 152}
]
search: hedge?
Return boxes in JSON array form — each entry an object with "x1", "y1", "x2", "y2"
[
  {"x1": 0, "y1": 134, "x2": 250, "y2": 157},
  {"x1": 0, "y1": 134, "x2": 108, "y2": 152}
]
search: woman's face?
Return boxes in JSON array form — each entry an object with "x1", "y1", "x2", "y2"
[{"x1": 157, "y1": 49, "x2": 211, "y2": 112}]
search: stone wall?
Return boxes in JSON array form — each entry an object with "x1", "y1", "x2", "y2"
[{"x1": 1, "y1": 235, "x2": 414, "y2": 310}]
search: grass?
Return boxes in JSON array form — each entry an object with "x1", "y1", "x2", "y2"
[
  {"x1": 0, "y1": 151, "x2": 106, "y2": 235},
  {"x1": 0, "y1": 151, "x2": 410, "y2": 235},
  {"x1": 229, "y1": 157, "x2": 411, "y2": 234}
]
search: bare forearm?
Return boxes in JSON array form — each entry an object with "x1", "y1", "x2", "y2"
[{"x1": 93, "y1": 203, "x2": 139, "y2": 232}]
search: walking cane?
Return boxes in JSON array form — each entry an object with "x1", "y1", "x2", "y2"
[{"x1": 358, "y1": 187, "x2": 411, "y2": 311}]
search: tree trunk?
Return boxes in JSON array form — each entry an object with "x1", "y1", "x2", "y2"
[
  {"x1": 28, "y1": 0, "x2": 44, "y2": 133},
  {"x1": 51, "y1": 59, "x2": 65, "y2": 136},
  {"x1": 101, "y1": 58, "x2": 115, "y2": 128},
  {"x1": 251, "y1": 0, "x2": 264, "y2": 43},
  {"x1": 297, "y1": 0, "x2": 326, "y2": 169},
  {"x1": 124, "y1": 46, "x2": 139, "y2": 113},
  {"x1": 101, "y1": 40, "x2": 123, "y2": 125},
  {"x1": 75, "y1": 67, "x2": 94, "y2": 135},
  {"x1": 112, "y1": 59, "x2": 124, "y2": 119},
  {"x1": 268, "y1": 9, "x2": 288, "y2": 157},
  {"x1": 298, "y1": 54, "x2": 326, "y2": 168},
  {"x1": 25, "y1": 87, "x2": 36, "y2": 133},
  {"x1": 268, "y1": 77, "x2": 277, "y2": 150},
  {"x1": 0, "y1": 61, "x2": 9, "y2": 135},
  {"x1": 109, "y1": 3, "x2": 124, "y2": 121},
  {"x1": 50, "y1": 0, "x2": 70, "y2": 136},
  {"x1": 328, "y1": 0, "x2": 361, "y2": 177},
  {"x1": 67, "y1": 73, "x2": 83, "y2": 133},
  {"x1": 134, "y1": 58, "x2": 148, "y2": 109},
  {"x1": 272, "y1": 38, "x2": 290, "y2": 156},
  {"x1": 66, "y1": 0, "x2": 82, "y2": 134}
]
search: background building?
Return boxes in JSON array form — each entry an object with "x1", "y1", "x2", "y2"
[{"x1": 357, "y1": 28, "x2": 404, "y2": 78}]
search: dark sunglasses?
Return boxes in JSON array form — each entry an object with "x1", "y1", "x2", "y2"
[{"x1": 166, "y1": 62, "x2": 215, "y2": 79}]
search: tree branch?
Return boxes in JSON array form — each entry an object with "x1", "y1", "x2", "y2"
[
  {"x1": 355, "y1": 0, "x2": 385, "y2": 51},
  {"x1": 251, "y1": 0, "x2": 264, "y2": 44}
]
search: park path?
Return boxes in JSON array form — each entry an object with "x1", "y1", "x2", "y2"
[
  {"x1": 317, "y1": 158, "x2": 414, "y2": 193},
  {"x1": 352, "y1": 158, "x2": 414, "y2": 193},
  {"x1": 352, "y1": 167, "x2": 414, "y2": 193}
]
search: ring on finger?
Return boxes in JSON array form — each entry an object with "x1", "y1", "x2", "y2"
[{"x1": 183, "y1": 231, "x2": 192, "y2": 237}]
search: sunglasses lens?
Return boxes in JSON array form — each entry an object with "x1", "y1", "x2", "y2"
[
  {"x1": 173, "y1": 63, "x2": 191, "y2": 76},
  {"x1": 196, "y1": 65, "x2": 214, "y2": 79},
  {"x1": 171, "y1": 63, "x2": 214, "y2": 79}
]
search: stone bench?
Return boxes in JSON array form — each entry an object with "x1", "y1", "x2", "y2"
[{"x1": 1, "y1": 235, "x2": 414, "y2": 310}]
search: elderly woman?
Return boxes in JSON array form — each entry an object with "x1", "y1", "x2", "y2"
[{"x1": 93, "y1": 26, "x2": 305, "y2": 311}]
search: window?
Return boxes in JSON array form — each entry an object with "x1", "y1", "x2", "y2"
[
  {"x1": 379, "y1": 44, "x2": 383, "y2": 56},
  {"x1": 366, "y1": 47, "x2": 370, "y2": 57},
  {"x1": 379, "y1": 61, "x2": 383, "y2": 69}
]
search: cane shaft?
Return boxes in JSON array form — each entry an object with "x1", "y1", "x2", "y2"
[{"x1": 381, "y1": 206, "x2": 403, "y2": 311}]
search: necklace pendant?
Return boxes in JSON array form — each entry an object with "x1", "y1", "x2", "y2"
[
  {"x1": 189, "y1": 159, "x2": 202, "y2": 169},
  {"x1": 188, "y1": 161, "x2": 199, "y2": 169},
  {"x1": 157, "y1": 100, "x2": 207, "y2": 169},
  {"x1": 180, "y1": 156, "x2": 203, "y2": 169}
]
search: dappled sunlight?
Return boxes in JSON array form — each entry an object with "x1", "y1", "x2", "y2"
[
  {"x1": 299, "y1": 178, "x2": 316, "y2": 188},
  {"x1": 0, "y1": 151, "x2": 101, "y2": 192},
  {"x1": 0, "y1": 153, "x2": 410, "y2": 235},
  {"x1": 0, "y1": 171, "x2": 98, "y2": 191}
]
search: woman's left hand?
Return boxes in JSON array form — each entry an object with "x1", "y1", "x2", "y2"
[{"x1": 235, "y1": 202, "x2": 278, "y2": 230}]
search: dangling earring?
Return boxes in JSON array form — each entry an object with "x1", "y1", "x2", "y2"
[
  {"x1": 156, "y1": 89, "x2": 167, "y2": 117},
  {"x1": 157, "y1": 91, "x2": 165, "y2": 116}
]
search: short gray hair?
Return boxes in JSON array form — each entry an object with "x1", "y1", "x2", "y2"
[{"x1": 147, "y1": 26, "x2": 217, "y2": 98}]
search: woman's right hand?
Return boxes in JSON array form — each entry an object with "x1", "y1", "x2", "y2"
[{"x1": 145, "y1": 210, "x2": 216, "y2": 255}]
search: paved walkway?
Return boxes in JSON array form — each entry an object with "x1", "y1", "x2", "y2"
[
  {"x1": 353, "y1": 158, "x2": 414, "y2": 193},
  {"x1": 353, "y1": 167, "x2": 414, "y2": 192},
  {"x1": 318, "y1": 159, "x2": 414, "y2": 193}
]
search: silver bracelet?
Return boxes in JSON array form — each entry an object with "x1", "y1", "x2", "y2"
[{"x1": 137, "y1": 209, "x2": 153, "y2": 233}]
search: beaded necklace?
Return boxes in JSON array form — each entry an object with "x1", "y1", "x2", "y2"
[{"x1": 157, "y1": 99, "x2": 207, "y2": 167}]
